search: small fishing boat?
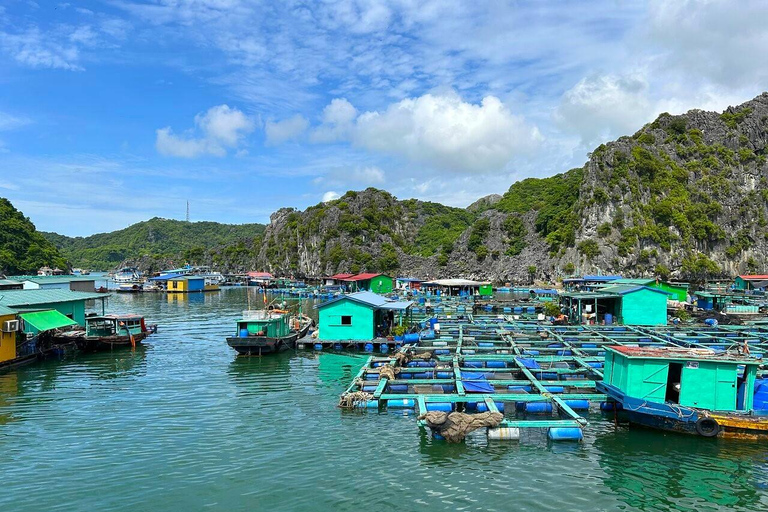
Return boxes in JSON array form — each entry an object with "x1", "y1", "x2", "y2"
[
  {"x1": 55, "y1": 314, "x2": 157, "y2": 352},
  {"x1": 116, "y1": 282, "x2": 143, "y2": 293},
  {"x1": 597, "y1": 345, "x2": 768, "y2": 437},
  {"x1": 227, "y1": 309, "x2": 313, "y2": 355}
]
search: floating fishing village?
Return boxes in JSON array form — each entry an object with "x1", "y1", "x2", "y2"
[
  {"x1": 3, "y1": 266, "x2": 768, "y2": 444},
  {"x1": 5, "y1": 2, "x2": 768, "y2": 511}
]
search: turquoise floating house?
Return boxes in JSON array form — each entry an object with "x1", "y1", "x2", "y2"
[
  {"x1": 315, "y1": 291, "x2": 412, "y2": 341},
  {"x1": 598, "y1": 345, "x2": 765, "y2": 436},
  {"x1": 734, "y1": 274, "x2": 768, "y2": 291},
  {"x1": 0, "y1": 289, "x2": 108, "y2": 330},
  {"x1": 607, "y1": 278, "x2": 689, "y2": 302},
  {"x1": 560, "y1": 284, "x2": 670, "y2": 326}
]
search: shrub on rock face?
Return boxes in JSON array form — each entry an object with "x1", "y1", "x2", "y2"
[{"x1": 577, "y1": 239, "x2": 600, "y2": 260}]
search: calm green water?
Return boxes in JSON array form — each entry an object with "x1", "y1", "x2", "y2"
[{"x1": 1, "y1": 288, "x2": 767, "y2": 512}]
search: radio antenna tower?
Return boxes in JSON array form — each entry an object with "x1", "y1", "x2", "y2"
[{"x1": 186, "y1": 200, "x2": 190, "y2": 222}]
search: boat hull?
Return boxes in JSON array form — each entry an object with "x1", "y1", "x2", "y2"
[
  {"x1": 227, "y1": 317, "x2": 313, "y2": 356},
  {"x1": 61, "y1": 332, "x2": 149, "y2": 353},
  {"x1": 597, "y1": 381, "x2": 768, "y2": 437}
]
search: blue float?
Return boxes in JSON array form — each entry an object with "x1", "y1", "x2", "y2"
[
  {"x1": 426, "y1": 402, "x2": 453, "y2": 412},
  {"x1": 548, "y1": 427, "x2": 583, "y2": 441},
  {"x1": 563, "y1": 399, "x2": 590, "y2": 410},
  {"x1": 387, "y1": 399, "x2": 415, "y2": 408},
  {"x1": 525, "y1": 402, "x2": 553, "y2": 413}
]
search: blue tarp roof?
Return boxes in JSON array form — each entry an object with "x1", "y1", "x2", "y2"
[{"x1": 148, "y1": 273, "x2": 184, "y2": 281}]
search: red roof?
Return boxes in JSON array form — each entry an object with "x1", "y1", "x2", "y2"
[
  {"x1": 739, "y1": 275, "x2": 768, "y2": 280},
  {"x1": 343, "y1": 273, "x2": 382, "y2": 281},
  {"x1": 330, "y1": 273, "x2": 354, "y2": 280},
  {"x1": 248, "y1": 271, "x2": 273, "y2": 278}
]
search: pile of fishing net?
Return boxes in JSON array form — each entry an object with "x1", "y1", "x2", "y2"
[
  {"x1": 393, "y1": 350, "x2": 433, "y2": 366},
  {"x1": 338, "y1": 391, "x2": 373, "y2": 409},
  {"x1": 418, "y1": 411, "x2": 504, "y2": 442},
  {"x1": 377, "y1": 364, "x2": 400, "y2": 380}
]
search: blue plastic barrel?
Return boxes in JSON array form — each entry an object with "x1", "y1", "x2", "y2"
[
  {"x1": 563, "y1": 399, "x2": 590, "y2": 410},
  {"x1": 426, "y1": 402, "x2": 453, "y2": 412},
  {"x1": 525, "y1": 402, "x2": 553, "y2": 413},
  {"x1": 548, "y1": 427, "x2": 583, "y2": 441},
  {"x1": 364, "y1": 343, "x2": 374, "y2": 352},
  {"x1": 360, "y1": 400, "x2": 379, "y2": 409},
  {"x1": 604, "y1": 313, "x2": 613, "y2": 325},
  {"x1": 513, "y1": 307, "x2": 523, "y2": 314},
  {"x1": 388, "y1": 399, "x2": 415, "y2": 408},
  {"x1": 380, "y1": 344, "x2": 389, "y2": 354},
  {"x1": 476, "y1": 402, "x2": 505, "y2": 413},
  {"x1": 389, "y1": 384, "x2": 408, "y2": 393},
  {"x1": 333, "y1": 343, "x2": 343, "y2": 350},
  {"x1": 314, "y1": 343, "x2": 323, "y2": 351},
  {"x1": 239, "y1": 328, "x2": 249, "y2": 338},
  {"x1": 435, "y1": 349, "x2": 450, "y2": 355},
  {"x1": 362, "y1": 385, "x2": 378, "y2": 392},
  {"x1": 527, "y1": 307, "x2": 535, "y2": 315},
  {"x1": 486, "y1": 361, "x2": 506, "y2": 368},
  {"x1": 436, "y1": 372, "x2": 453, "y2": 379},
  {"x1": 545, "y1": 386, "x2": 564, "y2": 393},
  {"x1": 464, "y1": 361, "x2": 484, "y2": 368},
  {"x1": 404, "y1": 333, "x2": 419, "y2": 343},
  {"x1": 478, "y1": 342, "x2": 494, "y2": 348},
  {"x1": 364, "y1": 373, "x2": 379, "y2": 380}
]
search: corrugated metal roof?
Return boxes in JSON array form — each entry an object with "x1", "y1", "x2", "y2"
[
  {"x1": 0, "y1": 304, "x2": 16, "y2": 316},
  {"x1": 8, "y1": 275, "x2": 96, "y2": 284},
  {"x1": 342, "y1": 273, "x2": 384, "y2": 281},
  {"x1": 423, "y1": 279, "x2": 490, "y2": 286},
  {"x1": 612, "y1": 278, "x2": 655, "y2": 285},
  {"x1": 148, "y1": 273, "x2": 184, "y2": 281},
  {"x1": 19, "y1": 310, "x2": 78, "y2": 332},
  {"x1": 0, "y1": 289, "x2": 108, "y2": 307},
  {"x1": 315, "y1": 291, "x2": 411, "y2": 310},
  {"x1": 599, "y1": 284, "x2": 671, "y2": 296},
  {"x1": 739, "y1": 275, "x2": 768, "y2": 280},
  {"x1": 329, "y1": 273, "x2": 354, "y2": 280},
  {"x1": 0, "y1": 279, "x2": 23, "y2": 286}
]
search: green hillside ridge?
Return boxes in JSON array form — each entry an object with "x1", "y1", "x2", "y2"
[
  {"x1": 43, "y1": 217, "x2": 265, "y2": 271},
  {"x1": 0, "y1": 198, "x2": 68, "y2": 274}
]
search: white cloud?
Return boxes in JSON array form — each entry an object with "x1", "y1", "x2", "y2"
[
  {"x1": 265, "y1": 114, "x2": 309, "y2": 145},
  {"x1": 310, "y1": 98, "x2": 358, "y2": 143},
  {"x1": 646, "y1": 0, "x2": 768, "y2": 88},
  {"x1": 322, "y1": 191, "x2": 340, "y2": 202},
  {"x1": 0, "y1": 27, "x2": 83, "y2": 70},
  {"x1": 351, "y1": 93, "x2": 542, "y2": 173},
  {"x1": 0, "y1": 112, "x2": 32, "y2": 131},
  {"x1": 156, "y1": 104, "x2": 254, "y2": 158},
  {"x1": 315, "y1": 165, "x2": 386, "y2": 188},
  {"x1": 555, "y1": 73, "x2": 653, "y2": 145}
]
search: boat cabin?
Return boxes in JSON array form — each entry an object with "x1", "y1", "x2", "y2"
[
  {"x1": 86, "y1": 315, "x2": 146, "y2": 337},
  {"x1": 560, "y1": 285, "x2": 669, "y2": 326},
  {"x1": 235, "y1": 311, "x2": 291, "y2": 338},
  {"x1": 603, "y1": 346, "x2": 760, "y2": 412}
]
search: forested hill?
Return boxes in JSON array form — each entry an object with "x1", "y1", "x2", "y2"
[
  {"x1": 42, "y1": 218, "x2": 265, "y2": 271},
  {"x1": 0, "y1": 198, "x2": 68, "y2": 274},
  {"x1": 244, "y1": 92, "x2": 768, "y2": 282},
  {"x1": 34, "y1": 92, "x2": 768, "y2": 282}
]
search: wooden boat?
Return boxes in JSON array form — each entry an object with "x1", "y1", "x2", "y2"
[
  {"x1": 55, "y1": 314, "x2": 157, "y2": 352},
  {"x1": 116, "y1": 282, "x2": 143, "y2": 293},
  {"x1": 227, "y1": 310, "x2": 313, "y2": 355},
  {"x1": 597, "y1": 345, "x2": 768, "y2": 437}
]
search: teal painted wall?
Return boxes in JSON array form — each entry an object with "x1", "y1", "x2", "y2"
[
  {"x1": 318, "y1": 299, "x2": 375, "y2": 341},
  {"x1": 621, "y1": 289, "x2": 668, "y2": 326},
  {"x1": 19, "y1": 301, "x2": 86, "y2": 333},
  {"x1": 734, "y1": 277, "x2": 748, "y2": 290},
  {"x1": 680, "y1": 361, "x2": 737, "y2": 411}
]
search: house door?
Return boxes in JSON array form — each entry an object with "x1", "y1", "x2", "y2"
[
  {"x1": 713, "y1": 365, "x2": 737, "y2": 411},
  {"x1": 665, "y1": 363, "x2": 683, "y2": 404}
]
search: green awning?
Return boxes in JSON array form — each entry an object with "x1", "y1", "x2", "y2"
[{"x1": 19, "y1": 310, "x2": 78, "y2": 332}]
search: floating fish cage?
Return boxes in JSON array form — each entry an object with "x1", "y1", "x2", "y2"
[{"x1": 338, "y1": 315, "x2": 768, "y2": 443}]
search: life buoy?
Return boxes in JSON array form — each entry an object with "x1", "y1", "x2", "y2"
[{"x1": 695, "y1": 417, "x2": 720, "y2": 437}]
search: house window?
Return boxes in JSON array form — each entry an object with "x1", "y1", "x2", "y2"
[{"x1": 341, "y1": 315, "x2": 352, "y2": 325}]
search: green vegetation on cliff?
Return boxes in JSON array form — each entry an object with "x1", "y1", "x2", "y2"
[
  {"x1": 43, "y1": 218, "x2": 265, "y2": 270},
  {"x1": 0, "y1": 198, "x2": 68, "y2": 274}
]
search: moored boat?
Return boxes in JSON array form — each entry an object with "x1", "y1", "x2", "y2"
[
  {"x1": 597, "y1": 345, "x2": 768, "y2": 437},
  {"x1": 113, "y1": 267, "x2": 142, "y2": 283},
  {"x1": 116, "y1": 282, "x2": 143, "y2": 293},
  {"x1": 55, "y1": 314, "x2": 157, "y2": 352},
  {"x1": 226, "y1": 309, "x2": 313, "y2": 355}
]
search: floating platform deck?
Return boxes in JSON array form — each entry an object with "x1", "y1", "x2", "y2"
[{"x1": 337, "y1": 313, "x2": 768, "y2": 443}]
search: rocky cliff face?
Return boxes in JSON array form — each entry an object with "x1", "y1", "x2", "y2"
[{"x1": 247, "y1": 93, "x2": 768, "y2": 282}]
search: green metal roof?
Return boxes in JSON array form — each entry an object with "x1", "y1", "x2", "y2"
[
  {"x1": 19, "y1": 310, "x2": 78, "y2": 332},
  {"x1": 7, "y1": 275, "x2": 97, "y2": 284},
  {"x1": 611, "y1": 278, "x2": 655, "y2": 285},
  {"x1": 0, "y1": 305, "x2": 16, "y2": 316},
  {"x1": 599, "y1": 284, "x2": 671, "y2": 296},
  {"x1": 0, "y1": 279, "x2": 22, "y2": 286},
  {"x1": 0, "y1": 289, "x2": 108, "y2": 307}
]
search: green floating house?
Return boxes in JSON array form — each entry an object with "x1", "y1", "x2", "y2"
[
  {"x1": 608, "y1": 278, "x2": 689, "y2": 302},
  {"x1": 733, "y1": 274, "x2": 768, "y2": 291},
  {"x1": 341, "y1": 273, "x2": 393, "y2": 294},
  {"x1": 560, "y1": 284, "x2": 670, "y2": 326},
  {"x1": 315, "y1": 291, "x2": 413, "y2": 341},
  {"x1": 0, "y1": 289, "x2": 108, "y2": 332}
]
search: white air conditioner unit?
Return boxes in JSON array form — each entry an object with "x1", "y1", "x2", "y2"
[{"x1": 2, "y1": 320, "x2": 20, "y2": 333}]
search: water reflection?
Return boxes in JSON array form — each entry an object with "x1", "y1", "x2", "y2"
[{"x1": 595, "y1": 428, "x2": 768, "y2": 511}]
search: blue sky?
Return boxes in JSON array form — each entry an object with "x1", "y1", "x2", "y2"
[{"x1": 1, "y1": 0, "x2": 766, "y2": 236}]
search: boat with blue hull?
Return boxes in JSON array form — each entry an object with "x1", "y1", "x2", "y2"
[{"x1": 597, "y1": 345, "x2": 768, "y2": 437}]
